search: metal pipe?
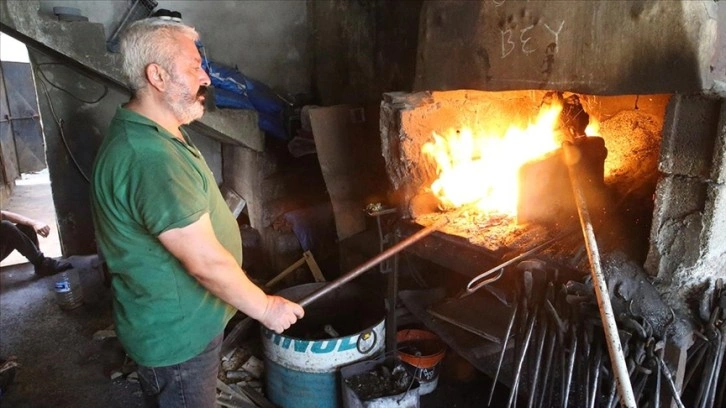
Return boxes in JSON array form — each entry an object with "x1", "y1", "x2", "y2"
[
  {"x1": 538, "y1": 322, "x2": 557, "y2": 408},
  {"x1": 684, "y1": 340, "x2": 708, "y2": 387},
  {"x1": 562, "y1": 141, "x2": 637, "y2": 408},
  {"x1": 225, "y1": 208, "x2": 459, "y2": 356},
  {"x1": 527, "y1": 316, "x2": 548, "y2": 408},
  {"x1": 589, "y1": 343, "x2": 603, "y2": 408},
  {"x1": 506, "y1": 310, "x2": 537, "y2": 408},
  {"x1": 489, "y1": 302, "x2": 519, "y2": 406},
  {"x1": 562, "y1": 328, "x2": 578, "y2": 408},
  {"x1": 696, "y1": 325, "x2": 719, "y2": 408},
  {"x1": 385, "y1": 253, "x2": 399, "y2": 356},
  {"x1": 653, "y1": 348, "x2": 663, "y2": 408},
  {"x1": 657, "y1": 354, "x2": 686, "y2": 408},
  {"x1": 703, "y1": 325, "x2": 725, "y2": 408},
  {"x1": 298, "y1": 214, "x2": 452, "y2": 308}
]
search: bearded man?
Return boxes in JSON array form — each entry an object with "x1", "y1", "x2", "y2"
[{"x1": 90, "y1": 18, "x2": 303, "y2": 408}]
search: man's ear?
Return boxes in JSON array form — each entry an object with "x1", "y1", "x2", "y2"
[{"x1": 145, "y1": 64, "x2": 166, "y2": 91}]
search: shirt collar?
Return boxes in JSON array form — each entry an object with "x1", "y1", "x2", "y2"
[{"x1": 114, "y1": 106, "x2": 201, "y2": 158}]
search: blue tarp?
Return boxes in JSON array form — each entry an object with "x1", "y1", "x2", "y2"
[{"x1": 199, "y1": 45, "x2": 290, "y2": 140}]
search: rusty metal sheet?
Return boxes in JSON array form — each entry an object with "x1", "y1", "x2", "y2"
[
  {"x1": 427, "y1": 289, "x2": 514, "y2": 345},
  {"x1": 309, "y1": 105, "x2": 387, "y2": 241},
  {"x1": 1, "y1": 61, "x2": 44, "y2": 173},
  {"x1": 0, "y1": 62, "x2": 20, "y2": 186},
  {"x1": 399, "y1": 288, "x2": 516, "y2": 385}
]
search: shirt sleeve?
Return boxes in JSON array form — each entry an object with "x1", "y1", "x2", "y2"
[{"x1": 126, "y1": 146, "x2": 208, "y2": 236}]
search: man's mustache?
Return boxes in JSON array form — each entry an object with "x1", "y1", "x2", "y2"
[{"x1": 197, "y1": 86, "x2": 208, "y2": 98}]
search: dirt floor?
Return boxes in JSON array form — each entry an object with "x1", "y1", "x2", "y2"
[
  {"x1": 0, "y1": 258, "x2": 503, "y2": 408},
  {"x1": 0, "y1": 257, "x2": 143, "y2": 407}
]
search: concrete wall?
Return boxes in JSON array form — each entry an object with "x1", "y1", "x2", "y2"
[
  {"x1": 223, "y1": 141, "x2": 330, "y2": 276},
  {"x1": 29, "y1": 48, "x2": 127, "y2": 255},
  {"x1": 645, "y1": 95, "x2": 726, "y2": 317},
  {"x1": 310, "y1": 0, "x2": 423, "y2": 105},
  {"x1": 38, "y1": 0, "x2": 311, "y2": 95},
  {"x1": 415, "y1": 0, "x2": 725, "y2": 97}
]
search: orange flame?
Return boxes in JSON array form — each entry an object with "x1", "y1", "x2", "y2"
[
  {"x1": 585, "y1": 115, "x2": 600, "y2": 136},
  {"x1": 422, "y1": 101, "x2": 565, "y2": 215}
]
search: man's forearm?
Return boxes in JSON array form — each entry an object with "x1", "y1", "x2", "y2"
[
  {"x1": 157, "y1": 214, "x2": 270, "y2": 319},
  {"x1": 158, "y1": 214, "x2": 303, "y2": 333},
  {"x1": 1, "y1": 210, "x2": 35, "y2": 226},
  {"x1": 188, "y1": 252, "x2": 270, "y2": 320}
]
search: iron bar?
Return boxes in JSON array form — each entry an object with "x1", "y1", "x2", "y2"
[
  {"x1": 298, "y1": 213, "x2": 453, "y2": 308},
  {"x1": 653, "y1": 347, "x2": 663, "y2": 408},
  {"x1": 657, "y1": 354, "x2": 686, "y2": 408},
  {"x1": 385, "y1": 253, "x2": 399, "y2": 356},
  {"x1": 489, "y1": 302, "x2": 518, "y2": 406},
  {"x1": 527, "y1": 315, "x2": 548, "y2": 408},
  {"x1": 589, "y1": 343, "x2": 603, "y2": 408},
  {"x1": 562, "y1": 140, "x2": 637, "y2": 408},
  {"x1": 562, "y1": 328, "x2": 578, "y2": 408},
  {"x1": 702, "y1": 324, "x2": 725, "y2": 408},
  {"x1": 538, "y1": 321, "x2": 557, "y2": 408},
  {"x1": 506, "y1": 309, "x2": 537, "y2": 408}
]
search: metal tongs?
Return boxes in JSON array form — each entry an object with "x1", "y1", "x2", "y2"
[{"x1": 459, "y1": 227, "x2": 576, "y2": 299}]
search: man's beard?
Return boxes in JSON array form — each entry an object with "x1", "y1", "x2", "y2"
[{"x1": 165, "y1": 77, "x2": 207, "y2": 125}]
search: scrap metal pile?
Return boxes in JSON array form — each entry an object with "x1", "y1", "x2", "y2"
[
  {"x1": 681, "y1": 278, "x2": 726, "y2": 408},
  {"x1": 484, "y1": 262, "x2": 688, "y2": 408}
]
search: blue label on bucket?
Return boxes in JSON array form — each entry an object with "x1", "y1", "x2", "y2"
[
  {"x1": 264, "y1": 331, "x2": 359, "y2": 354},
  {"x1": 262, "y1": 319, "x2": 385, "y2": 372},
  {"x1": 54, "y1": 281, "x2": 71, "y2": 293}
]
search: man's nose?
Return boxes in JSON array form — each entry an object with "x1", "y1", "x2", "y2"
[{"x1": 200, "y1": 70, "x2": 211, "y2": 87}]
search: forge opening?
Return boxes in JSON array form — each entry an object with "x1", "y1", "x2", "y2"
[{"x1": 381, "y1": 90, "x2": 670, "y2": 264}]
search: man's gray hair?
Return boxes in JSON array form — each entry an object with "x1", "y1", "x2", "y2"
[{"x1": 120, "y1": 18, "x2": 200, "y2": 92}]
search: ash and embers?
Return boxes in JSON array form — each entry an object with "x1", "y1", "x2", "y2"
[{"x1": 414, "y1": 209, "x2": 577, "y2": 256}]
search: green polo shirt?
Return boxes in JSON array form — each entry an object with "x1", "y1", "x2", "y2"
[{"x1": 91, "y1": 106, "x2": 241, "y2": 367}]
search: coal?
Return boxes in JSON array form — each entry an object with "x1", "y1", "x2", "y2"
[{"x1": 344, "y1": 363, "x2": 414, "y2": 401}]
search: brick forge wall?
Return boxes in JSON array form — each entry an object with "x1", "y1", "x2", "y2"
[{"x1": 645, "y1": 95, "x2": 726, "y2": 320}]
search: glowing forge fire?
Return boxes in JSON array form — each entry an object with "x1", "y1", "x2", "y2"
[{"x1": 422, "y1": 100, "x2": 575, "y2": 215}]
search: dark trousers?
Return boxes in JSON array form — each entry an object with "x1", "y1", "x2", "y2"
[
  {"x1": 0, "y1": 220, "x2": 43, "y2": 265},
  {"x1": 136, "y1": 333, "x2": 223, "y2": 408}
]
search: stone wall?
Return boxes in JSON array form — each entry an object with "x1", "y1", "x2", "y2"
[{"x1": 646, "y1": 96, "x2": 726, "y2": 318}]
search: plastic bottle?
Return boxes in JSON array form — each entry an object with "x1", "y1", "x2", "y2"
[{"x1": 54, "y1": 269, "x2": 84, "y2": 310}]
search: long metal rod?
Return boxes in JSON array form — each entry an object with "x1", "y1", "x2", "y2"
[
  {"x1": 462, "y1": 228, "x2": 574, "y2": 297},
  {"x1": 506, "y1": 310, "x2": 537, "y2": 408},
  {"x1": 589, "y1": 344, "x2": 603, "y2": 408},
  {"x1": 488, "y1": 302, "x2": 519, "y2": 406},
  {"x1": 657, "y1": 354, "x2": 686, "y2": 408},
  {"x1": 223, "y1": 211, "x2": 454, "y2": 356},
  {"x1": 298, "y1": 214, "x2": 452, "y2": 308},
  {"x1": 527, "y1": 314, "x2": 548, "y2": 408},
  {"x1": 563, "y1": 141, "x2": 637, "y2": 408},
  {"x1": 562, "y1": 329, "x2": 578, "y2": 408},
  {"x1": 385, "y1": 253, "x2": 399, "y2": 356}
]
